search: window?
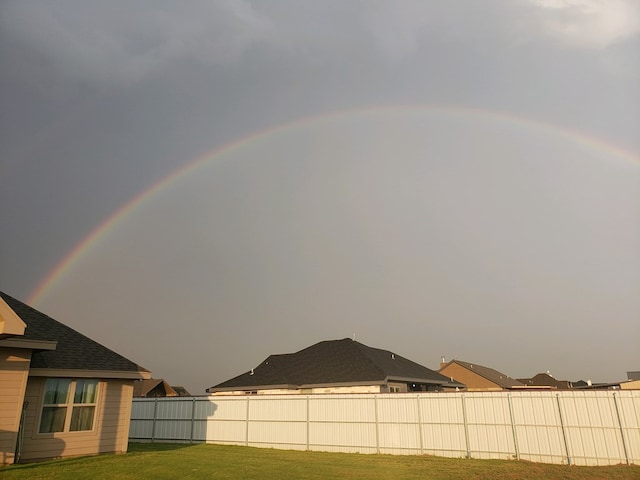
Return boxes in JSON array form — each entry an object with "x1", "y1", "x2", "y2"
[{"x1": 39, "y1": 379, "x2": 99, "y2": 433}]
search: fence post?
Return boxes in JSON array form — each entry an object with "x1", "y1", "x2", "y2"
[
  {"x1": 612, "y1": 393, "x2": 630, "y2": 465},
  {"x1": 306, "y1": 395, "x2": 310, "y2": 451},
  {"x1": 374, "y1": 395, "x2": 380, "y2": 454},
  {"x1": 461, "y1": 394, "x2": 471, "y2": 459},
  {"x1": 507, "y1": 393, "x2": 520, "y2": 460},
  {"x1": 190, "y1": 397, "x2": 196, "y2": 444},
  {"x1": 555, "y1": 394, "x2": 571, "y2": 465},
  {"x1": 151, "y1": 398, "x2": 159, "y2": 443},
  {"x1": 245, "y1": 396, "x2": 250, "y2": 447},
  {"x1": 416, "y1": 394, "x2": 424, "y2": 455}
]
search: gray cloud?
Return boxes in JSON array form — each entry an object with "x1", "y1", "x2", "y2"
[
  {"x1": 4, "y1": 0, "x2": 638, "y2": 89},
  {"x1": 527, "y1": 0, "x2": 640, "y2": 49},
  {"x1": 1, "y1": 0, "x2": 638, "y2": 393},
  {"x1": 0, "y1": 0, "x2": 274, "y2": 85}
]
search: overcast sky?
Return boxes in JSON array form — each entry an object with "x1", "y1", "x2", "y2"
[{"x1": 1, "y1": 1, "x2": 639, "y2": 394}]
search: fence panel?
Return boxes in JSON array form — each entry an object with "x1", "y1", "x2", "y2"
[
  {"x1": 465, "y1": 393, "x2": 516, "y2": 460},
  {"x1": 129, "y1": 390, "x2": 640, "y2": 466},
  {"x1": 617, "y1": 391, "x2": 640, "y2": 464},
  {"x1": 419, "y1": 394, "x2": 467, "y2": 458},
  {"x1": 510, "y1": 392, "x2": 567, "y2": 464},
  {"x1": 247, "y1": 396, "x2": 307, "y2": 450},
  {"x1": 560, "y1": 392, "x2": 625, "y2": 465},
  {"x1": 376, "y1": 395, "x2": 421, "y2": 455},
  {"x1": 309, "y1": 395, "x2": 378, "y2": 453}
]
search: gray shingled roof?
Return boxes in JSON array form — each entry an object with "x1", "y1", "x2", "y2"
[
  {"x1": 446, "y1": 359, "x2": 523, "y2": 388},
  {"x1": 209, "y1": 338, "x2": 456, "y2": 391},
  {"x1": 1, "y1": 291, "x2": 149, "y2": 374}
]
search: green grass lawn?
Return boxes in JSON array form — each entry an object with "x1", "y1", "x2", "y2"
[{"x1": 2, "y1": 443, "x2": 638, "y2": 480}]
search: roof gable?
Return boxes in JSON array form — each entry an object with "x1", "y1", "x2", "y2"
[
  {"x1": 133, "y1": 378, "x2": 177, "y2": 397},
  {"x1": 210, "y1": 338, "x2": 453, "y2": 391},
  {"x1": 0, "y1": 291, "x2": 149, "y2": 376},
  {"x1": 0, "y1": 295, "x2": 26, "y2": 337}
]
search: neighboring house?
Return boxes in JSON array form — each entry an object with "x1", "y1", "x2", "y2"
[
  {"x1": 516, "y1": 372, "x2": 573, "y2": 389},
  {"x1": 133, "y1": 379, "x2": 178, "y2": 398},
  {"x1": 517, "y1": 372, "x2": 640, "y2": 391},
  {"x1": 620, "y1": 379, "x2": 640, "y2": 390},
  {"x1": 171, "y1": 386, "x2": 192, "y2": 397},
  {"x1": 207, "y1": 338, "x2": 464, "y2": 395},
  {"x1": 0, "y1": 291, "x2": 150, "y2": 465},
  {"x1": 132, "y1": 379, "x2": 191, "y2": 398},
  {"x1": 571, "y1": 378, "x2": 640, "y2": 391},
  {"x1": 438, "y1": 358, "x2": 524, "y2": 391}
]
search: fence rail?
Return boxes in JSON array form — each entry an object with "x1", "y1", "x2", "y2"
[{"x1": 129, "y1": 390, "x2": 640, "y2": 466}]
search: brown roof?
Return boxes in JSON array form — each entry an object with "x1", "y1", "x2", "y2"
[
  {"x1": 133, "y1": 379, "x2": 177, "y2": 397},
  {"x1": 516, "y1": 373, "x2": 572, "y2": 389},
  {"x1": 441, "y1": 359, "x2": 524, "y2": 389}
]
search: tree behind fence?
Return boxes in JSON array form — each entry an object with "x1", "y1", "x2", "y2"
[{"x1": 129, "y1": 390, "x2": 640, "y2": 466}]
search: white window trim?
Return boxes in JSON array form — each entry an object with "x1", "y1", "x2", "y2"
[{"x1": 38, "y1": 378, "x2": 102, "y2": 435}]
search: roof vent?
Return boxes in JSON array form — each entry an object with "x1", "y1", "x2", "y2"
[
  {"x1": 250, "y1": 369, "x2": 254, "y2": 375},
  {"x1": 391, "y1": 353, "x2": 395, "y2": 360}
]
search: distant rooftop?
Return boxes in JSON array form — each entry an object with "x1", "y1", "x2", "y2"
[{"x1": 209, "y1": 338, "x2": 460, "y2": 392}]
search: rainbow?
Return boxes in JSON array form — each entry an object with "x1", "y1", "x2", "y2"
[{"x1": 28, "y1": 105, "x2": 640, "y2": 306}]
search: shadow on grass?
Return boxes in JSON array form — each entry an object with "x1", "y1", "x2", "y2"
[
  {"x1": 127, "y1": 442, "x2": 201, "y2": 453},
  {"x1": 2, "y1": 443, "x2": 198, "y2": 473},
  {"x1": 3, "y1": 452, "x2": 117, "y2": 472}
]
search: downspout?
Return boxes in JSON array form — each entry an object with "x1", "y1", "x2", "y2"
[{"x1": 14, "y1": 401, "x2": 28, "y2": 463}]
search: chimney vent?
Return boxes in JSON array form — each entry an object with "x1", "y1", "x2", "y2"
[{"x1": 440, "y1": 356, "x2": 447, "y2": 369}]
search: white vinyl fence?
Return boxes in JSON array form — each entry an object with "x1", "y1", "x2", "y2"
[{"x1": 129, "y1": 390, "x2": 640, "y2": 466}]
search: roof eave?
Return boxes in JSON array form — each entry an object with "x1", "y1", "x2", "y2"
[
  {"x1": 207, "y1": 383, "x2": 298, "y2": 393},
  {"x1": 29, "y1": 368, "x2": 151, "y2": 380},
  {"x1": 298, "y1": 379, "x2": 386, "y2": 389},
  {"x1": 0, "y1": 338, "x2": 58, "y2": 351},
  {"x1": 385, "y1": 375, "x2": 462, "y2": 386}
]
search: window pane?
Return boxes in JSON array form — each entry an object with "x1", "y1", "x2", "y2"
[
  {"x1": 74, "y1": 379, "x2": 98, "y2": 404},
  {"x1": 40, "y1": 407, "x2": 67, "y2": 433},
  {"x1": 43, "y1": 378, "x2": 71, "y2": 404},
  {"x1": 70, "y1": 406, "x2": 95, "y2": 431}
]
